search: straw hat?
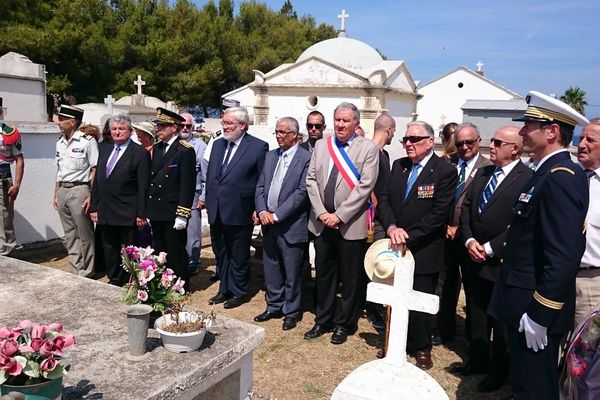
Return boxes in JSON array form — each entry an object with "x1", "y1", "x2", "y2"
[
  {"x1": 132, "y1": 121, "x2": 156, "y2": 139},
  {"x1": 364, "y1": 239, "x2": 399, "y2": 281}
]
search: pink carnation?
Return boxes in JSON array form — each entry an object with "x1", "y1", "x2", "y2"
[
  {"x1": 40, "y1": 357, "x2": 58, "y2": 372},
  {"x1": 139, "y1": 259, "x2": 158, "y2": 273},
  {"x1": 0, "y1": 355, "x2": 23, "y2": 377},
  {"x1": 137, "y1": 290, "x2": 148, "y2": 302},
  {"x1": 124, "y1": 246, "x2": 140, "y2": 261},
  {"x1": 0, "y1": 340, "x2": 18, "y2": 357}
]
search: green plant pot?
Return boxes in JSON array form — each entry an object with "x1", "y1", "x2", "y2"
[{"x1": 1, "y1": 377, "x2": 63, "y2": 400}]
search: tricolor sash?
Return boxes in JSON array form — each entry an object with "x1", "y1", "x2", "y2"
[{"x1": 327, "y1": 136, "x2": 360, "y2": 190}]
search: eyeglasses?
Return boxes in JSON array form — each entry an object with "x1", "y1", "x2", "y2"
[
  {"x1": 274, "y1": 130, "x2": 296, "y2": 137},
  {"x1": 220, "y1": 121, "x2": 239, "y2": 127},
  {"x1": 490, "y1": 138, "x2": 515, "y2": 147},
  {"x1": 402, "y1": 136, "x2": 430, "y2": 144},
  {"x1": 306, "y1": 123, "x2": 324, "y2": 130},
  {"x1": 154, "y1": 122, "x2": 172, "y2": 129},
  {"x1": 455, "y1": 138, "x2": 481, "y2": 148},
  {"x1": 183, "y1": 124, "x2": 193, "y2": 129}
]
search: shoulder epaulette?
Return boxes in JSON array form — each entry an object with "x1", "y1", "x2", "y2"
[
  {"x1": 82, "y1": 134, "x2": 94, "y2": 141},
  {"x1": 551, "y1": 167, "x2": 575, "y2": 175},
  {"x1": 179, "y1": 140, "x2": 193, "y2": 149}
]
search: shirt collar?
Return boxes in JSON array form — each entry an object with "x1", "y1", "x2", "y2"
[
  {"x1": 535, "y1": 148, "x2": 569, "y2": 171},
  {"x1": 498, "y1": 159, "x2": 519, "y2": 175},
  {"x1": 415, "y1": 149, "x2": 434, "y2": 168},
  {"x1": 280, "y1": 143, "x2": 298, "y2": 159}
]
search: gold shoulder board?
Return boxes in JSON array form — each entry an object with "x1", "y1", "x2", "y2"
[{"x1": 550, "y1": 167, "x2": 574, "y2": 175}]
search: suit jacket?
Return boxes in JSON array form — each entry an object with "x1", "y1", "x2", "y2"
[
  {"x1": 459, "y1": 161, "x2": 532, "y2": 281},
  {"x1": 91, "y1": 140, "x2": 150, "y2": 226},
  {"x1": 205, "y1": 134, "x2": 268, "y2": 225},
  {"x1": 255, "y1": 146, "x2": 311, "y2": 244},
  {"x1": 146, "y1": 138, "x2": 196, "y2": 221},
  {"x1": 489, "y1": 151, "x2": 589, "y2": 333},
  {"x1": 451, "y1": 153, "x2": 492, "y2": 226},
  {"x1": 377, "y1": 153, "x2": 457, "y2": 274},
  {"x1": 306, "y1": 136, "x2": 379, "y2": 240}
]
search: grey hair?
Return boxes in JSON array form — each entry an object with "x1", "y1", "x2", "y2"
[
  {"x1": 407, "y1": 121, "x2": 435, "y2": 136},
  {"x1": 109, "y1": 114, "x2": 133, "y2": 130},
  {"x1": 456, "y1": 122, "x2": 481, "y2": 138},
  {"x1": 223, "y1": 107, "x2": 249, "y2": 124},
  {"x1": 588, "y1": 117, "x2": 600, "y2": 126},
  {"x1": 334, "y1": 102, "x2": 360, "y2": 123},
  {"x1": 277, "y1": 117, "x2": 299, "y2": 133}
]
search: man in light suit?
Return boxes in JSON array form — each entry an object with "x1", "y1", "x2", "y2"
[
  {"x1": 304, "y1": 102, "x2": 379, "y2": 345},
  {"x1": 254, "y1": 117, "x2": 311, "y2": 330},
  {"x1": 439, "y1": 123, "x2": 491, "y2": 345},
  {"x1": 91, "y1": 114, "x2": 150, "y2": 286},
  {"x1": 205, "y1": 106, "x2": 268, "y2": 309},
  {"x1": 458, "y1": 126, "x2": 532, "y2": 392},
  {"x1": 377, "y1": 121, "x2": 457, "y2": 369}
]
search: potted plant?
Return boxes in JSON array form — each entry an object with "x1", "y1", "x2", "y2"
[
  {"x1": 120, "y1": 245, "x2": 186, "y2": 318},
  {"x1": 154, "y1": 297, "x2": 216, "y2": 353},
  {"x1": 0, "y1": 320, "x2": 75, "y2": 400}
]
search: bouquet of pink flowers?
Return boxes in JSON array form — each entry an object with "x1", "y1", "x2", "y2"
[
  {"x1": 0, "y1": 320, "x2": 75, "y2": 386},
  {"x1": 121, "y1": 245, "x2": 185, "y2": 314}
]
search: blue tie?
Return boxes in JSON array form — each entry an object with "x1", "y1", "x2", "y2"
[
  {"x1": 478, "y1": 167, "x2": 503, "y2": 214},
  {"x1": 404, "y1": 164, "x2": 421, "y2": 200},
  {"x1": 455, "y1": 161, "x2": 466, "y2": 199}
]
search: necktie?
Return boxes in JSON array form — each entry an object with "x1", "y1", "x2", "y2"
[
  {"x1": 218, "y1": 142, "x2": 234, "y2": 178},
  {"x1": 267, "y1": 152, "x2": 288, "y2": 212},
  {"x1": 324, "y1": 141, "x2": 348, "y2": 212},
  {"x1": 478, "y1": 167, "x2": 503, "y2": 214},
  {"x1": 106, "y1": 145, "x2": 121, "y2": 176},
  {"x1": 455, "y1": 161, "x2": 466, "y2": 199},
  {"x1": 586, "y1": 169, "x2": 595, "y2": 182},
  {"x1": 404, "y1": 164, "x2": 421, "y2": 200}
]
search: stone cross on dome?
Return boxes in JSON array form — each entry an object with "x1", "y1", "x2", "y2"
[
  {"x1": 104, "y1": 94, "x2": 115, "y2": 115},
  {"x1": 134, "y1": 75, "x2": 146, "y2": 95},
  {"x1": 337, "y1": 9, "x2": 349, "y2": 38},
  {"x1": 476, "y1": 60, "x2": 484, "y2": 72}
]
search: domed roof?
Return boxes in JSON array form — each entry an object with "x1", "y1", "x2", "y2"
[{"x1": 296, "y1": 37, "x2": 383, "y2": 71}]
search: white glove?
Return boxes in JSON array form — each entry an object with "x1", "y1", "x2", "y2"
[
  {"x1": 173, "y1": 216, "x2": 187, "y2": 230},
  {"x1": 518, "y1": 313, "x2": 548, "y2": 352}
]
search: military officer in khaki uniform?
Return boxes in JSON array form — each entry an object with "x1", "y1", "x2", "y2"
[
  {"x1": 54, "y1": 105, "x2": 98, "y2": 277},
  {"x1": 0, "y1": 98, "x2": 25, "y2": 255}
]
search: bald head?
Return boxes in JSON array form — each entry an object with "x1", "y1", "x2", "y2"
[
  {"x1": 489, "y1": 126, "x2": 523, "y2": 167},
  {"x1": 373, "y1": 113, "x2": 396, "y2": 146}
]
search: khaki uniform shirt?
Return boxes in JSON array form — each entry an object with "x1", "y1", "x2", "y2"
[{"x1": 55, "y1": 130, "x2": 98, "y2": 182}]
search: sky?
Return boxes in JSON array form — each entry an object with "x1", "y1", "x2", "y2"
[{"x1": 193, "y1": 0, "x2": 600, "y2": 117}]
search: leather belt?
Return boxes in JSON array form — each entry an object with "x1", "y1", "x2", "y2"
[
  {"x1": 59, "y1": 181, "x2": 89, "y2": 188},
  {"x1": 580, "y1": 266, "x2": 600, "y2": 270}
]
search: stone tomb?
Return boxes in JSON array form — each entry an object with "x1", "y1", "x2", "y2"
[
  {"x1": 0, "y1": 256, "x2": 265, "y2": 400},
  {"x1": 332, "y1": 245, "x2": 448, "y2": 400}
]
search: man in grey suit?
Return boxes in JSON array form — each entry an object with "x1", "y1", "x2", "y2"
[
  {"x1": 305, "y1": 102, "x2": 379, "y2": 344},
  {"x1": 254, "y1": 117, "x2": 311, "y2": 331}
]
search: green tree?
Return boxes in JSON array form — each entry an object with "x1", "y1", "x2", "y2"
[{"x1": 560, "y1": 87, "x2": 588, "y2": 115}]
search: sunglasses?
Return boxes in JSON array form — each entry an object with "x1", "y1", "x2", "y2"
[
  {"x1": 402, "y1": 136, "x2": 430, "y2": 144},
  {"x1": 455, "y1": 138, "x2": 481, "y2": 147},
  {"x1": 183, "y1": 124, "x2": 193, "y2": 129},
  {"x1": 306, "y1": 123, "x2": 324, "y2": 130},
  {"x1": 490, "y1": 138, "x2": 515, "y2": 147}
]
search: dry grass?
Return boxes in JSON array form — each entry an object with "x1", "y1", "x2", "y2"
[{"x1": 22, "y1": 243, "x2": 511, "y2": 400}]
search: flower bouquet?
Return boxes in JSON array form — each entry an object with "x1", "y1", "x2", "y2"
[
  {"x1": 120, "y1": 245, "x2": 185, "y2": 315},
  {"x1": 0, "y1": 320, "x2": 75, "y2": 386},
  {"x1": 561, "y1": 309, "x2": 600, "y2": 399}
]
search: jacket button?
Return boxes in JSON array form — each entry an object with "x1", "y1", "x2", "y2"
[
  {"x1": 503, "y1": 241, "x2": 506, "y2": 246},
  {"x1": 500, "y1": 258, "x2": 504, "y2": 263},
  {"x1": 158, "y1": 198, "x2": 161, "y2": 201},
  {"x1": 151, "y1": 183, "x2": 154, "y2": 187},
  {"x1": 148, "y1": 195, "x2": 152, "y2": 199},
  {"x1": 506, "y1": 224, "x2": 511, "y2": 229},
  {"x1": 165, "y1": 174, "x2": 169, "y2": 178},
  {"x1": 159, "y1": 184, "x2": 162, "y2": 188},
  {"x1": 517, "y1": 210, "x2": 522, "y2": 215}
]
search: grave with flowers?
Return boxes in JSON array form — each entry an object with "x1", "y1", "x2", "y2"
[{"x1": 0, "y1": 253, "x2": 265, "y2": 400}]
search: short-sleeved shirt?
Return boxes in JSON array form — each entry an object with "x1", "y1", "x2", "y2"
[
  {"x1": 55, "y1": 130, "x2": 99, "y2": 183},
  {"x1": 0, "y1": 124, "x2": 23, "y2": 166}
]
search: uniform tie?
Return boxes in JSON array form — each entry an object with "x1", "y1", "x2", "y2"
[
  {"x1": 404, "y1": 164, "x2": 421, "y2": 200},
  {"x1": 478, "y1": 167, "x2": 503, "y2": 214}
]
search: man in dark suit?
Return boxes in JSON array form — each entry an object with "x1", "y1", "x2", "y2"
[
  {"x1": 489, "y1": 91, "x2": 589, "y2": 400},
  {"x1": 300, "y1": 111, "x2": 326, "y2": 153},
  {"x1": 254, "y1": 117, "x2": 311, "y2": 330},
  {"x1": 304, "y1": 102, "x2": 379, "y2": 345},
  {"x1": 91, "y1": 114, "x2": 150, "y2": 286},
  {"x1": 205, "y1": 106, "x2": 268, "y2": 309},
  {"x1": 377, "y1": 120, "x2": 457, "y2": 369},
  {"x1": 439, "y1": 123, "x2": 491, "y2": 345},
  {"x1": 456, "y1": 126, "x2": 532, "y2": 392},
  {"x1": 146, "y1": 107, "x2": 196, "y2": 291}
]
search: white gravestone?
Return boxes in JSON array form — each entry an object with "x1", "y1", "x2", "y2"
[
  {"x1": 332, "y1": 240, "x2": 449, "y2": 400},
  {"x1": 134, "y1": 74, "x2": 146, "y2": 95},
  {"x1": 104, "y1": 94, "x2": 115, "y2": 115}
]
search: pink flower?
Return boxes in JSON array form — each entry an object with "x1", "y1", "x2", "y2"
[
  {"x1": 39, "y1": 340, "x2": 59, "y2": 357},
  {"x1": 157, "y1": 252, "x2": 168, "y2": 264},
  {"x1": 0, "y1": 326, "x2": 11, "y2": 339},
  {"x1": 29, "y1": 338, "x2": 46, "y2": 352},
  {"x1": 0, "y1": 355, "x2": 23, "y2": 377},
  {"x1": 1, "y1": 340, "x2": 19, "y2": 357},
  {"x1": 31, "y1": 324, "x2": 47, "y2": 340},
  {"x1": 172, "y1": 278, "x2": 185, "y2": 295},
  {"x1": 46, "y1": 323, "x2": 63, "y2": 333},
  {"x1": 139, "y1": 259, "x2": 157, "y2": 272},
  {"x1": 161, "y1": 272, "x2": 174, "y2": 287},
  {"x1": 124, "y1": 246, "x2": 140, "y2": 261},
  {"x1": 53, "y1": 335, "x2": 75, "y2": 351},
  {"x1": 138, "y1": 269, "x2": 155, "y2": 286},
  {"x1": 18, "y1": 320, "x2": 35, "y2": 330},
  {"x1": 40, "y1": 357, "x2": 58, "y2": 372},
  {"x1": 137, "y1": 290, "x2": 148, "y2": 302}
]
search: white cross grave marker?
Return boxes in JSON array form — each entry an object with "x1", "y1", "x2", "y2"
[
  {"x1": 134, "y1": 75, "x2": 146, "y2": 95},
  {"x1": 332, "y1": 243, "x2": 448, "y2": 400},
  {"x1": 104, "y1": 94, "x2": 115, "y2": 115},
  {"x1": 338, "y1": 9, "x2": 349, "y2": 31},
  {"x1": 476, "y1": 60, "x2": 484, "y2": 72}
]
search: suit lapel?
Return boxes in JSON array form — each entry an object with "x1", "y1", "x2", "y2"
[
  {"x1": 219, "y1": 134, "x2": 250, "y2": 181},
  {"x1": 107, "y1": 143, "x2": 133, "y2": 180},
  {"x1": 264, "y1": 150, "x2": 279, "y2": 196},
  {"x1": 484, "y1": 162, "x2": 525, "y2": 211},
  {"x1": 404, "y1": 155, "x2": 437, "y2": 206}
]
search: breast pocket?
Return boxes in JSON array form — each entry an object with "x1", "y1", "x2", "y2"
[{"x1": 68, "y1": 151, "x2": 87, "y2": 169}]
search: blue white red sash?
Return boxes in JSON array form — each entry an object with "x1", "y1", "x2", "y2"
[{"x1": 327, "y1": 136, "x2": 360, "y2": 190}]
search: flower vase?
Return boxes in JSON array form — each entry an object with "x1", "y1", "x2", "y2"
[
  {"x1": 124, "y1": 304, "x2": 153, "y2": 358},
  {"x1": 0, "y1": 377, "x2": 63, "y2": 400}
]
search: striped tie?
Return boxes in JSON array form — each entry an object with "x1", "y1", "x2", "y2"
[
  {"x1": 455, "y1": 162, "x2": 466, "y2": 199},
  {"x1": 404, "y1": 164, "x2": 421, "y2": 200},
  {"x1": 478, "y1": 167, "x2": 503, "y2": 214}
]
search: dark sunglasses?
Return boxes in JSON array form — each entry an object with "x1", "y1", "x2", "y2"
[
  {"x1": 455, "y1": 138, "x2": 481, "y2": 147},
  {"x1": 306, "y1": 123, "x2": 324, "y2": 130},
  {"x1": 402, "y1": 136, "x2": 430, "y2": 144},
  {"x1": 490, "y1": 138, "x2": 515, "y2": 147},
  {"x1": 183, "y1": 124, "x2": 193, "y2": 129}
]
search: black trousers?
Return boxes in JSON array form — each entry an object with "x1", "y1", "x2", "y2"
[
  {"x1": 99, "y1": 224, "x2": 136, "y2": 287},
  {"x1": 407, "y1": 272, "x2": 439, "y2": 353},
  {"x1": 507, "y1": 326, "x2": 562, "y2": 400},
  {"x1": 151, "y1": 220, "x2": 189, "y2": 291},
  {"x1": 438, "y1": 238, "x2": 468, "y2": 342},
  {"x1": 314, "y1": 227, "x2": 368, "y2": 331}
]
